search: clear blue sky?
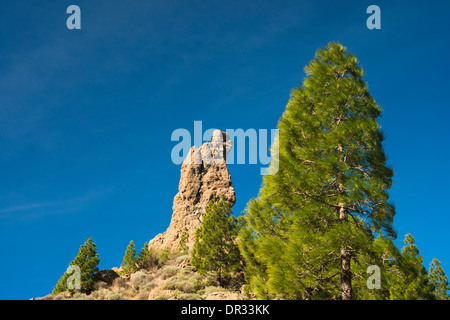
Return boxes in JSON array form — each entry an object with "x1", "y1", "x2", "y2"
[{"x1": 0, "y1": 0, "x2": 449, "y2": 299}]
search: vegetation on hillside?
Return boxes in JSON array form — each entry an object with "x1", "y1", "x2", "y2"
[{"x1": 45, "y1": 244, "x2": 244, "y2": 300}]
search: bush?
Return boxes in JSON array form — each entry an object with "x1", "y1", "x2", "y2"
[
  {"x1": 137, "y1": 292, "x2": 149, "y2": 300},
  {"x1": 90, "y1": 288, "x2": 110, "y2": 300},
  {"x1": 177, "y1": 293, "x2": 202, "y2": 300},
  {"x1": 194, "y1": 273, "x2": 219, "y2": 288},
  {"x1": 131, "y1": 271, "x2": 151, "y2": 290},
  {"x1": 52, "y1": 293, "x2": 67, "y2": 300},
  {"x1": 154, "y1": 293, "x2": 169, "y2": 300},
  {"x1": 161, "y1": 266, "x2": 179, "y2": 279},
  {"x1": 141, "y1": 281, "x2": 158, "y2": 292},
  {"x1": 108, "y1": 290, "x2": 122, "y2": 300},
  {"x1": 131, "y1": 270, "x2": 147, "y2": 281},
  {"x1": 177, "y1": 280, "x2": 197, "y2": 293},
  {"x1": 157, "y1": 248, "x2": 171, "y2": 266},
  {"x1": 72, "y1": 292, "x2": 90, "y2": 300},
  {"x1": 162, "y1": 278, "x2": 197, "y2": 293},
  {"x1": 202, "y1": 286, "x2": 229, "y2": 299},
  {"x1": 93, "y1": 281, "x2": 108, "y2": 291},
  {"x1": 176, "y1": 254, "x2": 191, "y2": 265},
  {"x1": 162, "y1": 279, "x2": 177, "y2": 291},
  {"x1": 180, "y1": 264, "x2": 194, "y2": 272},
  {"x1": 113, "y1": 277, "x2": 130, "y2": 289}
]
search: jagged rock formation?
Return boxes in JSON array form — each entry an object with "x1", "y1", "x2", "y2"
[{"x1": 149, "y1": 130, "x2": 235, "y2": 251}]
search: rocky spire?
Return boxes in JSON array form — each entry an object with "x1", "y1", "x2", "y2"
[{"x1": 148, "y1": 130, "x2": 235, "y2": 251}]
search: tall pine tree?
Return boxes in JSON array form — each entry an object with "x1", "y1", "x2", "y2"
[
  {"x1": 239, "y1": 42, "x2": 396, "y2": 300},
  {"x1": 121, "y1": 240, "x2": 137, "y2": 275},
  {"x1": 191, "y1": 198, "x2": 241, "y2": 287},
  {"x1": 388, "y1": 234, "x2": 434, "y2": 300},
  {"x1": 429, "y1": 258, "x2": 449, "y2": 300},
  {"x1": 52, "y1": 237, "x2": 100, "y2": 295},
  {"x1": 137, "y1": 242, "x2": 158, "y2": 270}
]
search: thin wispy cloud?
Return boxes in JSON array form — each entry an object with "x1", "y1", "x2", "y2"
[
  {"x1": 0, "y1": 185, "x2": 114, "y2": 220},
  {"x1": 0, "y1": 202, "x2": 60, "y2": 214}
]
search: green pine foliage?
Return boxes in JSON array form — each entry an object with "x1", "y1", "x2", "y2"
[
  {"x1": 121, "y1": 240, "x2": 138, "y2": 275},
  {"x1": 429, "y1": 258, "x2": 450, "y2": 300},
  {"x1": 52, "y1": 238, "x2": 100, "y2": 295},
  {"x1": 387, "y1": 234, "x2": 435, "y2": 300},
  {"x1": 191, "y1": 198, "x2": 241, "y2": 287},
  {"x1": 238, "y1": 42, "x2": 396, "y2": 300},
  {"x1": 179, "y1": 228, "x2": 190, "y2": 255},
  {"x1": 137, "y1": 242, "x2": 158, "y2": 270}
]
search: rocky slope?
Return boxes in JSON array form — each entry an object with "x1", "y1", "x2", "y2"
[{"x1": 38, "y1": 251, "x2": 245, "y2": 300}]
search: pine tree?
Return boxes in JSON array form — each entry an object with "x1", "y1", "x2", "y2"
[
  {"x1": 52, "y1": 237, "x2": 100, "y2": 295},
  {"x1": 429, "y1": 258, "x2": 449, "y2": 300},
  {"x1": 191, "y1": 198, "x2": 241, "y2": 287},
  {"x1": 238, "y1": 42, "x2": 396, "y2": 300},
  {"x1": 137, "y1": 242, "x2": 157, "y2": 270},
  {"x1": 121, "y1": 240, "x2": 137, "y2": 275},
  {"x1": 179, "y1": 227, "x2": 190, "y2": 255},
  {"x1": 388, "y1": 234, "x2": 434, "y2": 300}
]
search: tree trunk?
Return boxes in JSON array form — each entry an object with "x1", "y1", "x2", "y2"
[
  {"x1": 303, "y1": 287, "x2": 313, "y2": 300},
  {"x1": 340, "y1": 247, "x2": 352, "y2": 300},
  {"x1": 337, "y1": 142, "x2": 352, "y2": 300},
  {"x1": 339, "y1": 205, "x2": 352, "y2": 300}
]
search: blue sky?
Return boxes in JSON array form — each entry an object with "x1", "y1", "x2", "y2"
[{"x1": 0, "y1": 0, "x2": 449, "y2": 299}]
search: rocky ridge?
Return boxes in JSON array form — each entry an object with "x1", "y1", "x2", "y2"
[{"x1": 149, "y1": 129, "x2": 236, "y2": 251}]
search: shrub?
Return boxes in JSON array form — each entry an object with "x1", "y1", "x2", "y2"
[
  {"x1": 90, "y1": 288, "x2": 110, "y2": 300},
  {"x1": 113, "y1": 277, "x2": 129, "y2": 289},
  {"x1": 141, "y1": 281, "x2": 158, "y2": 292},
  {"x1": 194, "y1": 273, "x2": 219, "y2": 288},
  {"x1": 153, "y1": 247, "x2": 182, "y2": 267},
  {"x1": 179, "y1": 265, "x2": 195, "y2": 274},
  {"x1": 170, "y1": 289, "x2": 183, "y2": 299},
  {"x1": 161, "y1": 266, "x2": 179, "y2": 279},
  {"x1": 162, "y1": 279, "x2": 177, "y2": 291},
  {"x1": 202, "y1": 286, "x2": 229, "y2": 299},
  {"x1": 157, "y1": 248, "x2": 171, "y2": 266},
  {"x1": 137, "y1": 292, "x2": 149, "y2": 300},
  {"x1": 176, "y1": 255, "x2": 191, "y2": 265},
  {"x1": 52, "y1": 293, "x2": 67, "y2": 300},
  {"x1": 93, "y1": 281, "x2": 108, "y2": 291},
  {"x1": 162, "y1": 278, "x2": 197, "y2": 293},
  {"x1": 177, "y1": 280, "x2": 196, "y2": 293},
  {"x1": 108, "y1": 290, "x2": 122, "y2": 300},
  {"x1": 154, "y1": 293, "x2": 169, "y2": 300},
  {"x1": 72, "y1": 292, "x2": 90, "y2": 300},
  {"x1": 131, "y1": 271, "x2": 150, "y2": 290},
  {"x1": 177, "y1": 293, "x2": 202, "y2": 300}
]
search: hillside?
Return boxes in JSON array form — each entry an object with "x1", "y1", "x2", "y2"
[{"x1": 38, "y1": 250, "x2": 246, "y2": 300}]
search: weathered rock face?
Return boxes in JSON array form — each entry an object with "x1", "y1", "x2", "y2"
[{"x1": 149, "y1": 130, "x2": 235, "y2": 251}]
